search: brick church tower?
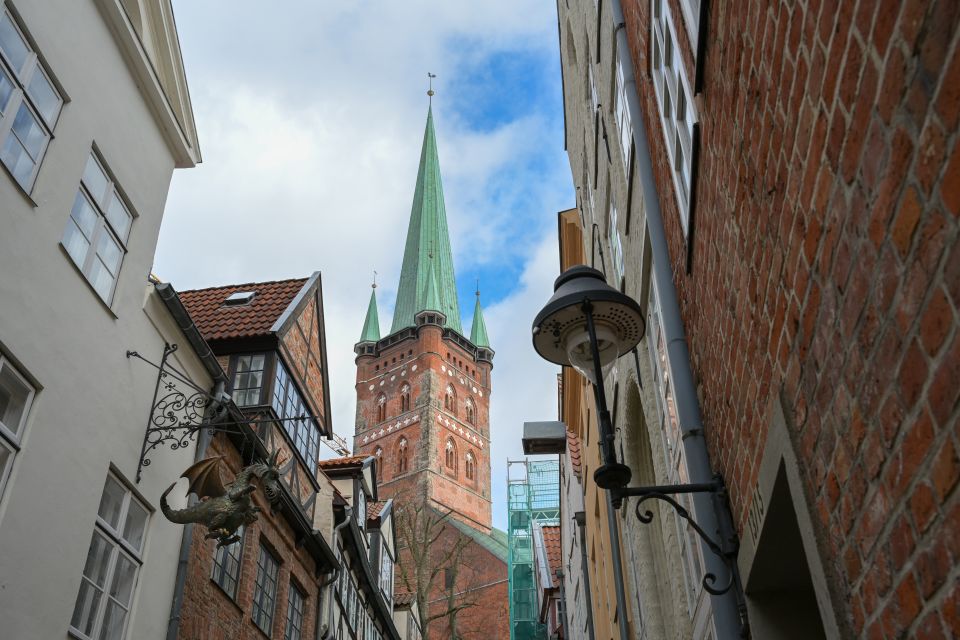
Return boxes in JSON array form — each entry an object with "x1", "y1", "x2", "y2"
[{"x1": 353, "y1": 106, "x2": 495, "y2": 533}]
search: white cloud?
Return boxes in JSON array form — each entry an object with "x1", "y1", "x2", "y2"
[{"x1": 158, "y1": 0, "x2": 574, "y2": 529}]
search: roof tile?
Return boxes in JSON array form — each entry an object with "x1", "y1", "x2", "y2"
[
  {"x1": 566, "y1": 431, "x2": 582, "y2": 478},
  {"x1": 179, "y1": 278, "x2": 308, "y2": 342},
  {"x1": 318, "y1": 454, "x2": 371, "y2": 469},
  {"x1": 540, "y1": 525, "x2": 562, "y2": 588}
]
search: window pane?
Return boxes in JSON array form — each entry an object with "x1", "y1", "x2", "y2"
[
  {"x1": 0, "y1": 13, "x2": 28, "y2": 74},
  {"x1": 0, "y1": 438, "x2": 14, "y2": 495},
  {"x1": 69, "y1": 191, "x2": 99, "y2": 239},
  {"x1": 1, "y1": 130, "x2": 36, "y2": 187},
  {"x1": 105, "y1": 195, "x2": 132, "y2": 243},
  {"x1": 10, "y1": 103, "x2": 45, "y2": 160},
  {"x1": 122, "y1": 500, "x2": 148, "y2": 552},
  {"x1": 82, "y1": 531, "x2": 114, "y2": 587},
  {"x1": 82, "y1": 155, "x2": 109, "y2": 205},
  {"x1": 71, "y1": 577, "x2": 104, "y2": 636},
  {"x1": 95, "y1": 231, "x2": 123, "y2": 275},
  {"x1": 89, "y1": 256, "x2": 118, "y2": 301},
  {"x1": 0, "y1": 67, "x2": 13, "y2": 114},
  {"x1": 97, "y1": 477, "x2": 125, "y2": 530},
  {"x1": 109, "y1": 554, "x2": 137, "y2": 605},
  {"x1": 62, "y1": 219, "x2": 91, "y2": 268},
  {"x1": 0, "y1": 362, "x2": 32, "y2": 437},
  {"x1": 27, "y1": 67, "x2": 60, "y2": 127},
  {"x1": 98, "y1": 599, "x2": 129, "y2": 640}
]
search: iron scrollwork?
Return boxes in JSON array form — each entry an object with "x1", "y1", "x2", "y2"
[{"x1": 129, "y1": 344, "x2": 234, "y2": 483}]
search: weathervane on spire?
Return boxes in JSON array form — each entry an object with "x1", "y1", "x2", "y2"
[
  {"x1": 427, "y1": 72, "x2": 436, "y2": 105},
  {"x1": 476, "y1": 279, "x2": 480, "y2": 298},
  {"x1": 372, "y1": 270, "x2": 377, "y2": 289}
]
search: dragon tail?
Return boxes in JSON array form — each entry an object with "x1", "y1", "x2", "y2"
[{"x1": 160, "y1": 482, "x2": 192, "y2": 524}]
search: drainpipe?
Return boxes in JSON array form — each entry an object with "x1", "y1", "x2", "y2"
[
  {"x1": 605, "y1": 492, "x2": 630, "y2": 640},
  {"x1": 315, "y1": 566, "x2": 341, "y2": 640},
  {"x1": 556, "y1": 569, "x2": 570, "y2": 640},
  {"x1": 165, "y1": 393, "x2": 220, "y2": 640},
  {"x1": 574, "y1": 512, "x2": 596, "y2": 640},
  {"x1": 318, "y1": 509, "x2": 353, "y2": 640},
  {"x1": 606, "y1": 0, "x2": 743, "y2": 637}
]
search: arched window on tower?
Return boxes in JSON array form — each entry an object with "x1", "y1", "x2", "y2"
[
  {"x1": 465, "y1": 451, "x2": 476, "y2": 482},
  {"x1": 444, "y1": 385, "x2": 456, "y2": 414},
  {"x1": 397, "y1": 437, "x2": 408, "y2": 474},
  {"x1": 374, "y1": 446, "x2": 383, "y2": 483},
  {"x1": 445, "y1": 438, "x2": 457, "y2": 472},
  {"x1": 465, "y1": 398, "x2": 475, "y2": 424},
  {"x1": 376, "y1": 394, "x2": 386, "y2": 423},
  {"x1": 400, "y1": 384, "x2": 411, "y2": 413}
]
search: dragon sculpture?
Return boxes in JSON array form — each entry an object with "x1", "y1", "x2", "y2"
[{"x1": 161, "y1": 451, "x2": 283, "y2": 547}]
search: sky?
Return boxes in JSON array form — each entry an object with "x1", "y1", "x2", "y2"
[{"x1": 155, "y1": 0, "x2": 572, "y2": 529}]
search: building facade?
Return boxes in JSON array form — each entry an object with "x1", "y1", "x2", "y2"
[
  {"x1": 555, "y1": 0, "x2": 960, "y2": 638},
  {"x1": 352, "y1": 105, "x2": 509, "y2": 639},
  {"x1": 0, "y1": 1, "x2": 204, "y2": 638}
]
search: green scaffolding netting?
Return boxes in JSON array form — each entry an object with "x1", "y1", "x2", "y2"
[{"x1": 507, "y1": 460, "x2": 560, "y2": 640}]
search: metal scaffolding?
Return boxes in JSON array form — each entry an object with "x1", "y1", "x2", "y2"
[{"x1": 508, "y1": 459, "x2": 560, "y2": 640}]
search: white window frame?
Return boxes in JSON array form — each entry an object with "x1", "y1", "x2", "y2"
[
  {"x1": 0, "y1": 5, "x2": 62, "y2": 192},
  {"x1": 650, "y1": 0, "x2": 698, "y2": 236},
  {"x1": 608, "y1": 194, "x2": 624, "y2": 283},
  {"x1": 61, "y1": 151, "x2": 134, "y2": 305},
  {"x1": 614, "y1": 55, "x2": 633, "y2": 173},
  {"x1": 70, "y1": 473, "x2": 149, "y2": 640},
  {"x1": 678, "y1": 0, "x2": 703, "y2": 58},
  {"x1": 0, "y1": 355, "x2": 34, "y2": 500}
]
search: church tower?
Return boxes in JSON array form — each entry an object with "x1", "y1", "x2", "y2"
[{"x1": 353, "y1": 106, "x2": 494, "y2": 532}]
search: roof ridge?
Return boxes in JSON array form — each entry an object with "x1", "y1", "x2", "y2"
[{"x1": 180, "y1": 275, "x2": 310, "y2": 294}]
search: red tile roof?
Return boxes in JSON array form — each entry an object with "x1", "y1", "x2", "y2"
[
  {"x1": 394, "y1": 592, "x2": 415, "y2": 607},
  {"x1": 179, "y1": 278, "x2": 308, "y2": 342},
  {"x1": 541, "y1": 525, "x2": 562, "y2": 588},
  {"x1": 367, "y1": 500, "x2": 389, "y2": 521},
  {"x1": 566, "y1": 430, "x2": 582, "y2": 478},
  {"x1": 318, "y1": 454, "x2": 371, "y2": 469}
]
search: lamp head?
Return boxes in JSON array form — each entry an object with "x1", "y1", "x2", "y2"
[{"x1": 532, "y1": 266, "x2": 645, "y2": 384}]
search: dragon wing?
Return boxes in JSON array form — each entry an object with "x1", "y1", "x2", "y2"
[{"x1": 180, "y1": 456, "x2": 227, "y2": 500}]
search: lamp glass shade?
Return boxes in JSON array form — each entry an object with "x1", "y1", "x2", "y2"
[{"x1": 565, "y1": 325, "x2": 619, "y2": 385}]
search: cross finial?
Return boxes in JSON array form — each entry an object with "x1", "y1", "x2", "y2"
[
  {"x1": 427, "y1": 72, "x2": 436, "y2": 105},
  {"x1": 476, "y1": 279, "x2": 480, "y2": 297},
  {"x1": 372, "y1": 270, "x2": 377, "y2": 289}
]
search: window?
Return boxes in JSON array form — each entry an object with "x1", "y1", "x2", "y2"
[
  {"x1": 465, "y1": 451, "x2": 475, "y2": 482},
  {"x1": 232, "y1": 354, "x2": 265, "y2": 406},
  {"x1": 608, "y1": 195, "x2": 624, "y2": 282},
  {"x1": 614, "y1": 55, "x2": 633, "y2": 172},
  {"x1": 444, "y1": 439, "x2": 456, "y2": 471},
  {"x1": 650, "y1": 0, "x2": 698, "y2": 234},
  {"x1": 62, "y1": 152, "x2": 134, "y2": 304},
  {"x1": 444, "y1": 568, "x2": 455, "y2": 590},
  {"x1": 70, "y1": 474, "x2": 148, "y2": 640},
  {"x1": 252, "y1": 543, "x2": 280, "y2": 635},
  {"x1": 397, "y1": 438, "x2": 408, "y2": 474},
  {"x1": 272, "y1": 360, "x2": 321, "y2": 472},
  {"x1": 211, "y1": 525, "x2": 244, "y2": 599},
  {"x1": 379, "y1": 546, "x2": 393, "y2": 603},
  {"x1": 374, "y1": 447, "x2": 383, "y2": 483},
  {"x1": 356, "y1": 486, "x2": 366, "y2": 526},
  {"x1": 444, "y1": 385, "x2": 455, "y2": 413},
  {"x1": 465, "y1": 398, "x2": 475, "y2": 424},
  {"x1": 0, "y1": 7, "x2": 61, "y2": 191},
  {"x1": 0, "y1": 355, "x2": 34, "y2": 499},
  {"x1": 284, "y1": 582, "x2": 306, "y2": 640},
  {"x1": 376, "y1": 394, "x2": 386, "y2": 423},
  {"x1": 400, "y1": 384, "x2": 411, "y2": 413},
  {"x1": 224, "y1": 291, "x2": 256, "y2": 306}
]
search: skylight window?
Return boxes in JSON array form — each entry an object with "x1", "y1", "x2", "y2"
[{"x1": 223, "y1": 291, "x2": 256, "y2": 306}]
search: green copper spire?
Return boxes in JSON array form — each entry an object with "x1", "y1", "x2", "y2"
[
  {"x1": 391, "y1": 106, "x2": 463, "y2": 333},
  {"x1": 359, "y1": 287, "x2": 381, "y2": 342},
  {"x1": 470, "y1": 292, "x2": 490, "y2": 348}
]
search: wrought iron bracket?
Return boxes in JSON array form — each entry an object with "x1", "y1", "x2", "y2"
[{"x1": 610, "y1": 475, "x2": 750, "y2": 638}]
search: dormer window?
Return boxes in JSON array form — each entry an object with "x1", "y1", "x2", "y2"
[{"x1": 223, "y1": 291, "x2": 256, "y2": 306}]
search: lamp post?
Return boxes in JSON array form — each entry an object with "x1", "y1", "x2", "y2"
[{"x1": 532, "y1": 266, "x2": 749, "y2": 636}]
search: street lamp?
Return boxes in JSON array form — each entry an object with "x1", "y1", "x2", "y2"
[
  {"x1": 532, "y1": 265, "x2": 644, "y2": 490},
  {"x1": 532, "y1": 266, "x2": 748, "y2": 626}
]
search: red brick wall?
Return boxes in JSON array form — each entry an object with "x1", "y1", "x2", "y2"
[
  {"x1": 621, "y1": 0, "x2": 959, "y2": 636},
  {"x1": 177, "y1": 435, "x2": 320, "y2": 640}
]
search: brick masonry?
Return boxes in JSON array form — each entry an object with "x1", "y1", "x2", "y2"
[
  {"x1": 176, "y1": 434, "x2": 321, "y2": 640},
  {"x1": 618, "y1": 0, "x2": 960, "y2": 636}
]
